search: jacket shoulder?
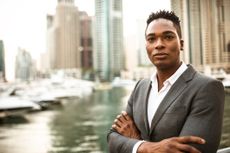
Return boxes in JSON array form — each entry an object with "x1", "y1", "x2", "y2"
[{"x1": 135, "y1": 78, "x2": 151, "y2": 88}]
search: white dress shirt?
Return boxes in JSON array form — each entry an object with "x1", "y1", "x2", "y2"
[{"x1": 132, "y1": 62, "x2": 188, "y2": 153}]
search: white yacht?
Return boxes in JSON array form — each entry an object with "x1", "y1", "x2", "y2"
[{"x1": 0, "y1": 97, "x2": 40, "y2": 118}]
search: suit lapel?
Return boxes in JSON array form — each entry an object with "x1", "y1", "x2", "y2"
[
  {"x1": 143, "y1": 81, "x2": 152, "y2": 136},
  {"x1": 149, "y1": 65, "x2": 196, "y2": 134}
]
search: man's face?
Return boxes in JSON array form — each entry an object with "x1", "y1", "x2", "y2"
[{"x1": 145, "y1": 18, "x2": 183, "y2": 70}]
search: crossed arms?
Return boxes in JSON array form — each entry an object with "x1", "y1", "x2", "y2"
[
  {"x1": 107, "y1": 78, "x2": 225, "y2": 153},
  {"x1": 111, "y1": 111, "x2": 205, "y2": 153}
]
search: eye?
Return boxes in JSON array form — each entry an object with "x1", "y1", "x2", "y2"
[
  {"x1": 147, "y1": 36, "x2": 155, "y2": 43},
  {"x1": 163, "y1": 35, "x2": 174, "y2": 40}
]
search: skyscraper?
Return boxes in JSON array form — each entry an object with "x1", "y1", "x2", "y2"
[
  {"x1": 171, "y1": 0, "x2": 203, "y2": 68},
  {"x1": 15, "y1": 48, "x2": 32, "y2": 81},
  {"x1": 94, "y1": 0, "x2": 124, "y2": 81},
  {"x1": 215, "y1": 0, "x2": 230, "y2": 72},
  {"x1": 80, "y1": 11, "x2": 93, "y2": 79},
  {"x1": 0, "y1": 40, "x2": 5, "y2": 81},
  {"x1": 171, "y1": 0, "x2": 230, "y2": 72},
  {"x1": 47, "y1": 0, "x2": 80, "y2": 70}
]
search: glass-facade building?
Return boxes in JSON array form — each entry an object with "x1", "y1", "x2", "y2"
[
  {"x1": 94, "y1": 0, "x2": 124, "y2": 81},
  {"x1": 171, "y1": 0, "x2": 230, "y2": 72},
  {"x1": 0, "y1": 40, "x2": 5, "y2": 80}
]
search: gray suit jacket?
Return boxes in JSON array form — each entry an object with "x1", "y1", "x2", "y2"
[{"x1": 107, "y1": 65, "x2": 225, "y2": 153}]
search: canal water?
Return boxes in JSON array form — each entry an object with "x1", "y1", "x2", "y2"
[{"x1": 0, "y1": 87, "x2": 229, "y2": 153}]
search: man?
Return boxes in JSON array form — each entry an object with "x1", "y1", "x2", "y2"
[{"x1": 107, "y1": 10, "x2": 225, "y2": 153}]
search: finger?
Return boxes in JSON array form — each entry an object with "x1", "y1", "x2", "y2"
[
  {"x1": 112, "y1": 124, "x2": 120, "y2": 131},
  {"x1": 114, "y1": 119, "x2": 123, "y2": 127},
  {"x1": 121, "y1": 111, "x2": 128, "y2": 120},
  {"x1": 121, "y1": 111, "x2": 127, "y2": 116},
  {"x1": 123, "y1": 113, "x2": 132, "y2": 121},
  {"x1": 112, "y1": 124, "x2": 123, "y2": 134},
  {"x1": 116, "y1": 114, "x2": 121, "y2": 119},
  {"x1": 117, "y1": 114, "x2": 127, "y2": 123},
  {"x1": 121, "y1": 111, "x2": 132, "y2": 121},
  {"x1": 113, "y1": 118, "x2": 117, "y2": 124},
  {"x1": 116, "y1": 114, "x2": 124, "y2": 123},
  {"x1": 177, "y1": 143, "x2": 201, "y2": 153},
  {"x1": 177, "y1": 136, "x2": 205, "y2": 144}
]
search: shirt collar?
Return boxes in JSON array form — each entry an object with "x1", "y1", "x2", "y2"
[{"x1": 150, "y1": 62, "x2": 188, "y2": 86}]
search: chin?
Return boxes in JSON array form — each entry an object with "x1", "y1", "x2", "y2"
[{"x1": 154, "y1": 62, "x2": 170, "y2": 70}]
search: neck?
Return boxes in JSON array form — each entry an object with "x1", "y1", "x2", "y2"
[{"x1": 156, "y1": 61, "x2": 182, "y2": 90}]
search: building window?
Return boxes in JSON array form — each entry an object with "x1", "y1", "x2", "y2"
[
  {"x1": 227, "y1": 41, "x2": 230, "y2": 52},
  {"x1": 113, "y1": 0, "x2": 121, "y2": 11}
]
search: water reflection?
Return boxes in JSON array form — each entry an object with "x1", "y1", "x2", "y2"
[
  {"x1": 49, "y1": 88, "x2": 128, "y2": 153},
  {"x1": 0, "y1": 88, "x2": 229, "y2": 153},
  {"x1": 49, "y1": 89, "x2": 230, "y2": 152},
  {"x1": 0, "y1": 115, "x2": 29, "y2": 124},
  {"x1": 0, "y1": 111, "x2": 54, "y2": 153}
]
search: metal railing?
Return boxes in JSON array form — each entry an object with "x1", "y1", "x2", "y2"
[{"x1": 217, "y1": 147, "x2": 230, "y2": 153}]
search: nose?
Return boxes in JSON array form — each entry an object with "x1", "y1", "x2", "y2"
[{"x1": 155, "y1": 38, "x2": 164, "y2": 49}]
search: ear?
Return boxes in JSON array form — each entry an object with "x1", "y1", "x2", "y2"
[{"x1": 180, "y1": 39, "x2": 184, "y2": 51}]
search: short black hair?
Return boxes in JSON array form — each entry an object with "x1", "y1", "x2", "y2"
[{"x1": 145, "y1": 10, "x2": 182, "y2": 38}]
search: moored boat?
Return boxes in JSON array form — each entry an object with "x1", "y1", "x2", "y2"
[{"x1": 0, "y1": 97, "x2": 40, "y2": 118}]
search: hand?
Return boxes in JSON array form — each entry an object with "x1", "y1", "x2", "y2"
[
  {"x1": 112, "y1": 111, "x2": 141, "y2": 139},
  {"x1": 137, "y1": 136, "x2": 205, "y2": 153}
]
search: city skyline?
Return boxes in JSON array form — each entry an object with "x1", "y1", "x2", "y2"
[{"x1": 0, "y1": 0, "x2": 171, "y2": 81}]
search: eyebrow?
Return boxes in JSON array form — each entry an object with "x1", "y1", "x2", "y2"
[
  {"x1": 146, "y1": 30, "x2": 176, "y2": 37},
  {"x1": 162, "y1": 31, "x2": 176, "y2": 35}
]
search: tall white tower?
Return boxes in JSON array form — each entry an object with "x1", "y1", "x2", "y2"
[{"x1": 94, "y1": 0, "x2": 124, "y2": 81}]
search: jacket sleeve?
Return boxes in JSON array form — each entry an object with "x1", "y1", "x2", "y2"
[
  {"x1": 179, "y1": 79, "x2": 225, "y2": 153},
  {"x1": 107, "y1": 80, "x2": 142, "y2": 153}
]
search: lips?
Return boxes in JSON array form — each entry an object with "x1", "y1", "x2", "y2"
[{"x1": 153, "y1": 53, "x2": 168, "y2": 58}]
